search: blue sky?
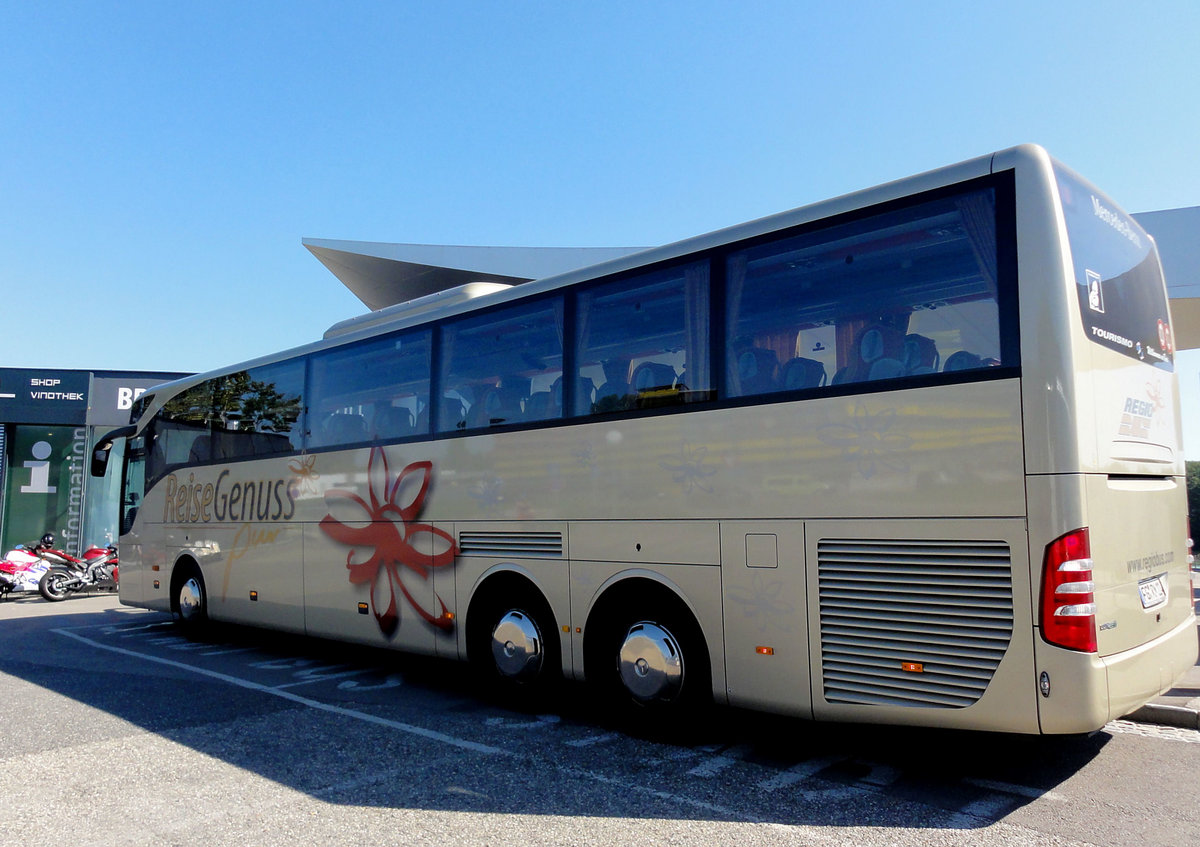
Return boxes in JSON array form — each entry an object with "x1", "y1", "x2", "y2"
[{"x1": 3, "y1": 3, "x2": 1198, "y2": 383}]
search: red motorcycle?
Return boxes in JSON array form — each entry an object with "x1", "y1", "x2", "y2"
[{"x1": 33, "y1": 533, "x2": 119, "y2": 602}]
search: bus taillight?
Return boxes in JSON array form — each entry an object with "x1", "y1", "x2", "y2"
[
  {"x1": 1040, "y1": 528, "x2": 1097, "y2": 653},
  {"x1": 1188, "y1": 519, "x2": 1196, "y2": 602}
]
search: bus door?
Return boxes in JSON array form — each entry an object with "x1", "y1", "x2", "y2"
[{"x1": 118, "y1": 433, "x2": 147, "y2": 606}]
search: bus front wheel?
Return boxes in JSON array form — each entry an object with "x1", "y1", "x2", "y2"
[{"x1": 172, "y1": 563, "x2": 208, "y2": 637}]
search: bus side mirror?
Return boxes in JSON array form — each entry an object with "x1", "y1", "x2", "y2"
[{"x1": 91, "y1": 426, "x2": 136, "y2": 477}]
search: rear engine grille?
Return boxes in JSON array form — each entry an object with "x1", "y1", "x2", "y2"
[
  {"x1": 458, "y1": 531, "x2": 564, "y2": 558},
  {"x1": 817, "y1": 538, "x2": 1013, "y2": 709}
]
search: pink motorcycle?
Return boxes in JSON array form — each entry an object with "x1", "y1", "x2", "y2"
[{"x1": 0, "y1": 541, "x2": 52, "y2": 599}]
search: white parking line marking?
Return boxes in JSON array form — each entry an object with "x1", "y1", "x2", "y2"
[
  {"x1": 53, "y1": 627, "x2": 503, "y2": 756},
  {"x1": 57, "y1": 621, "x2": 1063, "y2": 827},
  {"x1": 484, "y1": 714, "x2": 561, "y2": 730},
  {"x1": 558, "y1": 765, "x2": 765, "y2": 823},
  {"x1": 963, "y1": 777, "x2": 1065, "y2": 802},
  {"x1": 756, "y1": 755, "x2": 838, "y2": 791},
  {"x1": 861, "y1": 763, "x2": 902, "y2": 787},
  {"x1": 274, "y1": 668, "x2": 373, "y2": 689},
  {"x1": 199, "y1": 646, "x2": 257, "y2": 657},
  {"x1": 337, "y1": 673, "x2": 403, "y2": 692},
  {"x1": 103, "y1": 621, "x2": 175, "y2": 636},
  {"x1": 565, "y1": 732, "x2": 620, "y2": 748},
  {"x1": 1104, "y1": 719, "x2": 1200, "y2": 743},
  {"x1": 955, "y1": 793, "x2": 1016, "y2": 821},
  {"x1": 53, "y1": 626, "x2": 769, "y2": 824},
  {"x1": 687, "y1": 744, "x2": 752, "y2": 777}
]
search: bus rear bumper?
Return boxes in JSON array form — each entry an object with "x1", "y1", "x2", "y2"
[
  {"x1": 1035, "y1": 612, "x2": 1198, "y2": 733},
  {"x1": 1103, "y1": 611, "x2": 1199, "y2": 722}
]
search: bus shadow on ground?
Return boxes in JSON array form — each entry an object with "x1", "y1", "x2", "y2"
[{"x1": 0, "y1": 599, "x2": 1110, "y2": 831}]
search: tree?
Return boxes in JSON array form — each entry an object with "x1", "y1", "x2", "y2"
[{"x1": 1187, "y1": 461, "x2": 1200, "y2": 547}]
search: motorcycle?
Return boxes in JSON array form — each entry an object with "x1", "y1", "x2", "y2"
[
  {"x1": 0, "y1": 542, "x2": 53, "y2": 599},
  {"x1": 33, "y1": 533, "x2": 120, "y2": 602}
]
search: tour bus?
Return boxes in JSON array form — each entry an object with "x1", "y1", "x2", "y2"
[{"x1": 93, "y1": 144, "x2": 1197, "y2": 734}]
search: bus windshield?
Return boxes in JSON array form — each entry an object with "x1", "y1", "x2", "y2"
[{"x1": 1056, "y1": 164, "x2": 1174, "y2": 371}]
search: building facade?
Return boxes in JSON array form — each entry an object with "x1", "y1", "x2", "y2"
[{"x1": 0, "y1": 368, "x2": 185, "y2": 555}]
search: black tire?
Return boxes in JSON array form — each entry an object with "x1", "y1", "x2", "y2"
[
  {"x1": 467, "y1": 580, "x2": 561, "y2": 699},
  {"x1": 38, "y1": 568, "x2": 74, "y2": 602},
  {"x1": 171, "y1": 563, "x2": 209, "y2": 637},
  {"x1": 584, "y1": 586, "x2": 712, "y2": 718}
]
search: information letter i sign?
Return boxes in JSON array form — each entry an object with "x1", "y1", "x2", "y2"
[{"x1": 20, "y1": 441, "x2": 57, "y2": 494}]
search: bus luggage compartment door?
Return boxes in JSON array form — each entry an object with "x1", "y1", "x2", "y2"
[
  {"x1": 720, "y1": 521, "x2": 811, "y2": 717},
  {"x1": 805, "y1": 518, "x2": 1038, "y2": 733}
]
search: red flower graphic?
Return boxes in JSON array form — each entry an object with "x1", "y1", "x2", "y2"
[{"x1": 319, "y1": 447, "x2": 458, "y2": 637}]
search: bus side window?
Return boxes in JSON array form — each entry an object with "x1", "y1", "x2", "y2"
[
  {"x1": 439, "y1": 299, "x2": 564, "y2": 432},
  {"x1": 151, "y1": 382, "x2": 213, "y2": 481},
  {"x1": 574, "y1": 261, "x2": 710, "y2": 416},
  {"x1": 725, "y1": 186, "x2": 1004, "y2": 397},
  {"x1": 309, "y1": 328, "x2": 432, "y2": 447},
  {"x1": 211, "y1": 362, "x2": 305, "y2": 459}
]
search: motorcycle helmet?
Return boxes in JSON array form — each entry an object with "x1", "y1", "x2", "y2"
[{"x1": 40, "y1": 532, "x2": 55, "y2": 548}]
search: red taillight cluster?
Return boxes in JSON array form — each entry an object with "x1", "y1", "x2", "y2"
[{"x1": 1040, "y1": 528, "x2": 1097, "y2": 653}]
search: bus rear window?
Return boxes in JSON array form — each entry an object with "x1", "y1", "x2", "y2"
[{"x1": 1055, "y1": 165, "x2": 1174, "y2": 371}]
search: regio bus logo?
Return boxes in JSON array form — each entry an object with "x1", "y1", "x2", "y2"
[{"x1": 1118, "y1": 395, "x2": 1155, "y2": 439}]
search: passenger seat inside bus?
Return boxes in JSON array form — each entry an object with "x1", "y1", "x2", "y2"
[
  {"x1": 903, "y1": 334, "x2": 940, "y2": 375},
  {"x1": 833, "y1": 324, "x2": 906, "y2": 384},
  {"x1": 632, "y1": 362, "x2": 678, "y2": 393},
  {"x1": 471, "y1": 385, "x2": 527, "y2": 427},
  {"x1": 431, "y1": 395, "x2": 466, "y2": 431},
  {"x1": 322, "y1": 412, "x2": 368, "y2": 445},
  {"x1": 736, "y1": 348, "x2": 779, "y2": 394},
  {"x1": 372, "y1": 405, "x2": 415, "y2": 440},
  {"x1": 594, "y1": 360, "x2": 632, "y2": 405},
  {"x1": 780, "y1": 357, "x2": 826, "y2": 390},
  {"x1": 943, "y1": 350, "x2": 984, "y2": 371},
  {"x1": 561, "y1": 375, "x2": 596, "y2": 416},
  {"x1": 524, "y1": 389, "x2": 556, "y2": 420}
]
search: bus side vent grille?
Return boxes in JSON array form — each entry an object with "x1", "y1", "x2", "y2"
[
  {"x1": 817, "y1": 538, "x2": 1013, "y2": 710},
  {"x1": 458, "y1": 531, "x2": 564, "y2": 558}
]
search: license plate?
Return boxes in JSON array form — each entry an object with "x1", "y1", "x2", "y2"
[{"x1": 1137, "y1": 574, "x2": 1168, "y2": 609}]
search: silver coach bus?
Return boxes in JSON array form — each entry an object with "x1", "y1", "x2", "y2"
[{"x1": 94, "y1": 144, "x2": 1197, "y2": 734}]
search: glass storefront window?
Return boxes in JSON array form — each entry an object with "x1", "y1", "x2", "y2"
[{"x1": 1, "y1": 425, "x2": 89, "y2": 555}]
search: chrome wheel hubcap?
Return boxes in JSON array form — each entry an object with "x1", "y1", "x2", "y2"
[
  {"x1": 490, "y1": 610, "x2": 543, "y2": 679},
  {"x1": 618, "y1": 622, "x2": 684, "y2": 702},
  {"x1": 179, "y1": 577, "x2": 204, "y2": 620}
]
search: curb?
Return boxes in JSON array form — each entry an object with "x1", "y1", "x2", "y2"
[{"x1": 1126, "y1": 703, "x2": 1200, "y2": 730}]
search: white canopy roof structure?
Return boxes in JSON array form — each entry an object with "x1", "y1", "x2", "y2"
[
  {"x1": 303, "y1": 239, "x2": 644, "y2": 312},
  {"x1": 1134, "y1": 206, "x2": 1200, "y2": 351}
]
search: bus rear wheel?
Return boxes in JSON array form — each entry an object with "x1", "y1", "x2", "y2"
[{"x1": 587, "y1": 590, "x2": 711, "y2": 716}]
